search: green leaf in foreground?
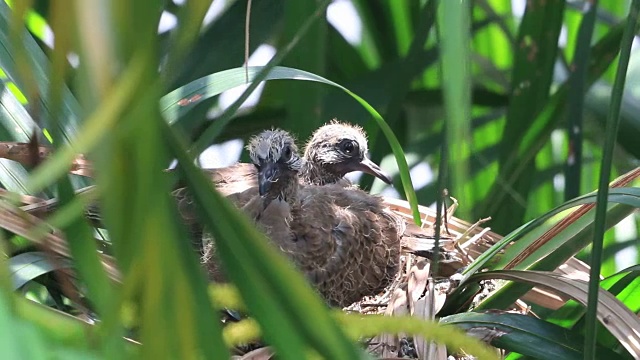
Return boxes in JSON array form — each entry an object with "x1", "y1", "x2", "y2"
[
  {"x1": 338, "y1": 313, "x2": 499, "y2": 360},
  {"x1": 585, "y1": 1, "x2": 640, "y2": 357}
]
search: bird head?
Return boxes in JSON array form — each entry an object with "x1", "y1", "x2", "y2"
[
  {"x1": 303, "y1": 120, "x2": 393, "y2": 184},
  {"x1": 247, "y1": 129, "x2": 302, "y2": 197}
]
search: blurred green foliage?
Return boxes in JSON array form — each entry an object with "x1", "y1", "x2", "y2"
[{"x1": 0, "y1": 0, "x2": 639, "y2": 359}]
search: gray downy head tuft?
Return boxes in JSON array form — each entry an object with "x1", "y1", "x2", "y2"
[{"x1": 246, "y1": 129, "x2": 303, "y2": 197}]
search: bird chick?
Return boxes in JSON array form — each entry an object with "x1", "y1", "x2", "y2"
[
  {"x1": 301, "y1": 120, "x2": 392, "y2": 186},
  {"x1": 220, "y1": 129, "x2": 402, "y2": 307},
  {"x1": 247, "y1": 129, "x2": 303, "y2": 203}
]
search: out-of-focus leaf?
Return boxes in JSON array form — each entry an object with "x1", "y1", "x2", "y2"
[
  {"x1": 438, "y1": 0, "x2": 472, "y2": 220},
  {"x1": 351, "y1": 0, "x2": 395, "y2": 64},
  {"x1": 47, "y1": 5, "x2": 122, "y2": 358},
  {"x1": 0, "y1": 1, "x2": 82, "y2": 139},
  {"x1": 563, "y1": 0, "x2": 599, "y2": 201},
  {"x1": 586, "y1": 82, "x2": 640, "y2": 160},
  {"x1": 269, "y1": 0, "x2": 327, "y2": 136},
  {"x1": 168, "y1": 0, "x2": 285, "y2": 88},
  {"x1": 480, "y1": 11, "x2": 625, "y2": 234},
  {"x1": 23, "y1": 53, "x2": 150, "y2": 195},
  {"x1": 0, "y1": 291, "x2": 45, "y2": 359},
  {"x1": 359, "y1": 0, "x2": 436, "y2": 198},
  {"x1": 14, "y1": 295, "x2": 138, "y2": 353},
  {"x1": 487, "y1": 0, "x2": 565, "y2": 234},
  {"x1": 326, "y1": 25, "x2": 370, "y2": 82},
  {"x1": 337, "y1": 313, "x2": 499, "y2": 360},
  {"x1": 162, "y1": 0, "x2": 214, "y2": 83}
]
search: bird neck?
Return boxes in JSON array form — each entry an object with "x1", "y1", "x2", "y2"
[
  {"x1": 265, "y1": 172, "x2": 300, "y2": 204},
  {"x1": 301, "y1": 161, "x2": 342, "y2": 186}
]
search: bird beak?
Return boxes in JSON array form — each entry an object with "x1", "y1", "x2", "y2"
[
  {"x1": 258, "y1": 162, "x2": 279, "y2": 196},
  {"x1": 356, "y1": 156, "x2": 393, "y2": 184}
]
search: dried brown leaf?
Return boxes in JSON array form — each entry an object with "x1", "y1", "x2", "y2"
[{"x1": 0, "y1": 200, "x2": 120, "y2": 281}]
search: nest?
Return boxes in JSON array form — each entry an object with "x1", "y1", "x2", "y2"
[{"x1": 343, "y1": 197, "x2": 590, "y2": 359}]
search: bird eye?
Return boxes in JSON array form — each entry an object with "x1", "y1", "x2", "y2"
[
  {"x1": 282, "y1": 145, "x2": 293, "y2": 161},
  {"x1": 340, "y1": 140, "x2": 357, "y2": 155}
]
